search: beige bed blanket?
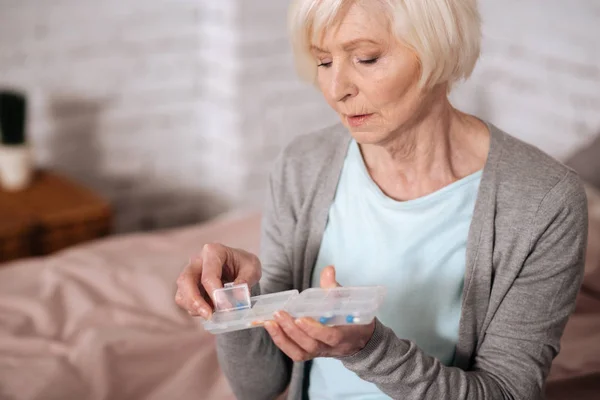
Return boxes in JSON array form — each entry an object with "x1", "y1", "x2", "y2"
[
  {"x1": 0, "y1": 185, "x2": 599, "y2": 400},
  {"x1": 0, "y1": 210, "x2": 261, "y2": 400}
]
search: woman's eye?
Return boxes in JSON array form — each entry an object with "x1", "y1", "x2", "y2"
[
  {"x1": 359, "y1": 58, "x2": 378, "y2": 65},
  {"x1": 317, "y1": 61, "x2": 332, "y2": 68}
]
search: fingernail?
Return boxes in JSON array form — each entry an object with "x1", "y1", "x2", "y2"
[
  {"x1": 199, "y1": 308, "x2": 210, "y2": 319},
  {"x1": 265, "y1": 321, "x2": 277, "y2": 336},
  {"x1": 295, "y1": 319, "x2": 304, "y2": 327},
  {"x1": 193, "y1": 301, "x2": 200, "y2": 308},
  {"x1": 274, "y1": 311, "x2": 282, "y2": 320},
  {"x1": 300, "y1": 318, "x2": 317, "y2": 327}
]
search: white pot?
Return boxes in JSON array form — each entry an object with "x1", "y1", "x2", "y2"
[{"x1": 0, "y1": 144, "x2": 34, "y2": 191}]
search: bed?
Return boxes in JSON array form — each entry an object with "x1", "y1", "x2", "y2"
[{"x1": 1, "y1": 185, "x2": 599, "y2": 400}]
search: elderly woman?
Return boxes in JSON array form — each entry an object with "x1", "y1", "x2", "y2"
[{"x1": 175, "y1": 0, "x2": 588, "y2": 399}]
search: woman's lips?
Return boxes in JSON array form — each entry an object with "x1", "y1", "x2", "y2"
[{"x1": 346, "y1": 114, "x2": 373, "y2": 127}]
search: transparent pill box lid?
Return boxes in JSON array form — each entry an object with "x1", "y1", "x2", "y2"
[
  {"x1": 202, "y1": 284, "x2": 386, "y2": 334},
  {"x1": 202, "y1": 289, "x2": 300, "y2": 334},
  {"x1": 285, "y1": 286, "x2": 386, "y2": 326}
]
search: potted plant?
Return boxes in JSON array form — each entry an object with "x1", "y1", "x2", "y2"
[{"x1": 0, "y1": 89, "x2": 33, "y2": 191}]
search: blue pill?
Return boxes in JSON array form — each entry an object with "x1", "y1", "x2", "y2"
[
  {"x1": 346, "y1": 315, "x2": 355, "y2": 323},
  {"x1": 235, "y1": 302, "x2": 245, "y2": 308},
  {"x1": 319, "y1": 316, "x2": 330, "y2": 324}
]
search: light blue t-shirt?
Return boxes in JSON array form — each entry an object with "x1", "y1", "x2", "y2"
[{"x1": 308, "y1": 140, "x2": 482, "y2": 400}]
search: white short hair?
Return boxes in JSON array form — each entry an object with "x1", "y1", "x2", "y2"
[{"x1": 288, "y1": 0, "x2": 481, "y2": 89}]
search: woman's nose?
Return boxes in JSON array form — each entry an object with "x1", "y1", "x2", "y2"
[{"x1": 330, "y1": 66, "x2": 357, "y2": 102}]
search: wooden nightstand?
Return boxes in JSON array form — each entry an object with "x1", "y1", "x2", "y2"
[
  {"x1": 0, "y1": 170, "x2": 112, "y2": 262},
  {"x1": 0, "y1": 199, "x2": 35, "y2": 262}
]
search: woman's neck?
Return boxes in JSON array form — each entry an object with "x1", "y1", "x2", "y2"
[{"x1": 358, "y1": 94, "x2": 489, "y2": 201}]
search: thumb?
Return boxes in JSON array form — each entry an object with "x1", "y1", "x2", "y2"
[{"x1": 320, "y1": 265, "x2": 341, "y2": 289}]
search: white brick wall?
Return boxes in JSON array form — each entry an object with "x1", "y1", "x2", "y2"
[
  {"x1": 1, "y1": 0, "x2": 598, "y2": 232},
  {"x1": 0, "y1": 0, "x2": 230, "y2": 232},
  {"x1": 450, "y1": 0, "x2": 600, "y2": 159}
]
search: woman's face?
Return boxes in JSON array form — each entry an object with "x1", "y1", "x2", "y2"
[{"x1": 313, "y1": 2, "x2": 428, "y2": 145}]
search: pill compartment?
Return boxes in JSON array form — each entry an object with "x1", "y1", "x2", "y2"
[
  {"x1": 212, "y1": 282, "x2": 252, "y2": 312},
  {"x1": 285, "y1": 286, "x2": 386, "y2": 326},
  {"x1": 203, "y1": 289, "x2": 299, "y2": 334},
  {"x1": 203, "y1": 285, "x2": 387, "y2": 334}
]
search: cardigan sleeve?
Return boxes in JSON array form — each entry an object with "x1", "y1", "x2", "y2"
[
  {"x1": 215, "y1": 152, "x2": 295, "y2": 400},
  {"x1": 336, "y1": 170, "x2": 588, "y2": 399}
]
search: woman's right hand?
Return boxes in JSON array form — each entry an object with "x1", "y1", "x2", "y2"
[{"x1": 175, "y1": 243, "x2": 262, "y2": 319}]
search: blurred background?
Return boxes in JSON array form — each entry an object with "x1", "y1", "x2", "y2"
[
  {"x1": 0, "y1": 2, "x2": 599, "y2": 399},
  {"x1": 0, "y1": 0, "x2": 599, "y2": 234}
]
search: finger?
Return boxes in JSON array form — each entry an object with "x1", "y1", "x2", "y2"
[
  {"x1": 175, "y1": 289, "x2": 183, "y2": 303},
  {"x1": 176, "y1": 258, "x2": 211, "y2": 319},
  {"x1": 320, "y1": 265, "x2": 341, "y2": 289},
  {"x1": 264, "y1": 321, "x2": 309, "y2": 362},
  {"x1": 175, "y1": 288, "x2": 189, "y2": 310},
  {"x1": 174, "y1": 289, "x2": 186, "y2": 312},
  {"x1": 232, "y1": 251, "x2": 262, "y2": 287},
  {"x1": 295, "y1": 317, "x2": 344, "y2": 348},
  {"x1": 200, "y1": 243, "x2": 227, "y2": 300},
  {"x1": 274, "y1": 312, "x2": 324, "y2": 355}
]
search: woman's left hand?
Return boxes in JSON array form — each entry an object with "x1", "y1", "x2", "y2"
[{"x1": 264, "y1": 266, "x2": 375, "y2": 362}]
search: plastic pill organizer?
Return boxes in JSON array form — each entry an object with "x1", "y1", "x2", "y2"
[{"x1": 202, "y1": 283, "x2": 386, "y2": 334}]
